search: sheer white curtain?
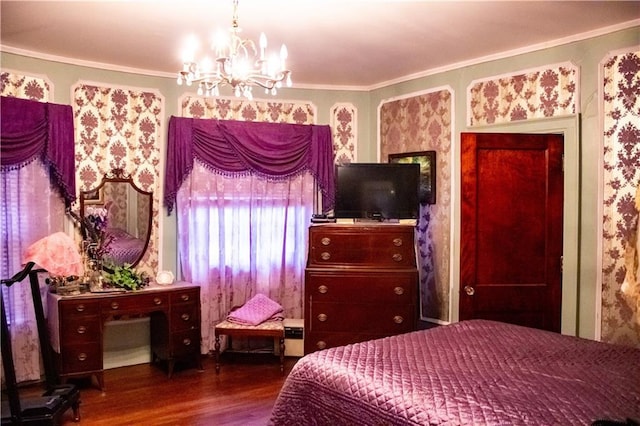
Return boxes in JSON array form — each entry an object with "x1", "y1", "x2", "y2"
[
  {"x1": 1, "y1": 161, "x2": 65, "y2": 382},
  {"x1": 176, "y1": 160, "x2": 314, "y2": 352}
]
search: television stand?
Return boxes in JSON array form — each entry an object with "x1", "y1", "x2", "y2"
[{"x1": 304, "y1": 223, "x2": 419, "y2": 354}]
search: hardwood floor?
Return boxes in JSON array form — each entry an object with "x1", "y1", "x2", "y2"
[
  {"x1": 6, "y1": 322, "x2": 437, "y2": 425},
  {"x1": 11, "y1": 354, "x2": 299, "y2": 426}
]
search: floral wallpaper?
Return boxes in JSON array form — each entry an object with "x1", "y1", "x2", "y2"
[
  {"x1": 468, "y1": 63, "x2": 578, "y2": 126},
  {"x1": 179, "y1": 95, "x2": 316, "y2": 124},
  {"x1": 601, "y1": 48, "x2": 640, "y2": 347},
  {"x1": 380, "y1": 89, "x2": 453, "y2": 322},
  {"x1": 330, "y1": 103, "x2": 357, "y2": 164},
  {"x1": 1, "y1": 70, "x2": 51, "y2": 101},
  {"x1": 73, "y1": 84, "x2": 163, "y2": 275}
]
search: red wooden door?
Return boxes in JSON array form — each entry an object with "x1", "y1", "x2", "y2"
[{"x1": 460, "y1": 133, "x2": 563, "y2": 332}]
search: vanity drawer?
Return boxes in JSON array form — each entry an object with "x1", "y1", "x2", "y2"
[
  {"x1": 101, "y1": 293, "x2": 169, "y2": 314},
  {"x1": 60, "y1": 300, "x2": 100, "y2": 318},
  {"x1": 60, "y1": 344, "x2": 102, "y2": 373},
  {"x1": 171, "y1": 306, "x2": 199, "y2": 332},
  {"x1": 60, "y1": 317, "x2": 101, "y2": 344},
  {"x1": 171, "y1": 329, "x2": 200, "y2": 357},
  {"x1": 170, "y1": 288, "x2": 199, "y2": 304}
]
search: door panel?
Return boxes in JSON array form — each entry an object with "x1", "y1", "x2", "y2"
[{"x1": 460, "y1": 133, "x2": 563, "y2": 332}]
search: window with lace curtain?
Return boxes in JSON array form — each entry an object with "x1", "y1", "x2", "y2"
[
  {"x1": 176, "y1": 164, "x2": 315, "y2": 352},
  {"x1": 1, "y1": 161, "x2": 65, "y2": 382}
]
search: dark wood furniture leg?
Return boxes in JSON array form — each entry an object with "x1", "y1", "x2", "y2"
[
  {"x1": 215, "y1": 334, "x2": 221, "y2": 374},
  {"x1": 279, "y1": 337, "x2": 285, "y2": 374}
]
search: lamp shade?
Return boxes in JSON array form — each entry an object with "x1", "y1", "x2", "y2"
[{"x1": 22, "y1": 232, "x2": 83, "y2": 277}]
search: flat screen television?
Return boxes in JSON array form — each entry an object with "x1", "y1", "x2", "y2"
[{"x1": 334, "y1": 163, "x2": 420, "y2": 220}]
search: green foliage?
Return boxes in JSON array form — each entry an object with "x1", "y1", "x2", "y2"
[{"x1": 105, "y1": 264, "x2": 149, "y2": 291}]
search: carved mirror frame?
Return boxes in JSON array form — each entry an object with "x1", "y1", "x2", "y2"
[{"x1": 79, "y1": 169, "x2": 153, "y2": 268}]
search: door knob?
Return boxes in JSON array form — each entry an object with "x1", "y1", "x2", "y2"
[{"x1": 464, "y1": 285, "x2": 475, "y2": 296}]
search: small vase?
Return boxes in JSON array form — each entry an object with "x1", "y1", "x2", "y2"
[{"x1": 90, "y1": 258, "x2": 104, "y2": 291}]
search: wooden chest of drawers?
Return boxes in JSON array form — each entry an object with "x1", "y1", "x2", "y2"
[
  {"x1": 304, "y1": 224, "x2": 418, "y2": 354},
  {"x1": 47, "y1": 283, "x2": 201, "y2": 390}
]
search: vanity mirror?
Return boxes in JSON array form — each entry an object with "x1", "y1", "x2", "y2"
[{"x1": 79, "y1": 169, "x2": 152, "y2": 268}]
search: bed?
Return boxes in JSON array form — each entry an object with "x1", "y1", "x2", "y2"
[
  {"x1": 269, "y1": 320, "x2": 640, "y2": 425},
  {"x1": 104, "y1": 227, "x2": 145, "y2": 265}
]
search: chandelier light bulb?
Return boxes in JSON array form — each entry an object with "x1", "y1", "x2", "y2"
[
  {"x1": 280, "y1": 44, "x2": 288, "y2": 69},
  {"x1": 259, "y1": 32, "x2": 267, "y2": 59},
  {"x1": 176, "y1": 0, "x2": 291, "y2": 99}
]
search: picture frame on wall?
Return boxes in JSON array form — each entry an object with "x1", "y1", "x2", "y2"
[
  {"x1": 83, "y1": 188, "x2": 104, "y2": 205},
  {"x1": 388, "y1": 150, "x2": 436, "y2": 205}
]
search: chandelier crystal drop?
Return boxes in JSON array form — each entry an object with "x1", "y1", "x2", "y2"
[{"x1": 176, "y1": 0, "x2": 292, "y2": 100}]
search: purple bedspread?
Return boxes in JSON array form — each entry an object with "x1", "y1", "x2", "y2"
[
  {"x1": 269, "y1": 320, "x2": 640, "y2": 425},
  {"x1": 104, "y1": 228, "x2": 144, "y2": 265}
]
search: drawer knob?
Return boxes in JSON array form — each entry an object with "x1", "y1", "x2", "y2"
[
  {"x1": 77, "y1": 353, "x2": 88, "y2": 362},
  {"x1": 181, "y1": 313, "x2": 191, "y2": 321},
  {"x1": 318, "y1": 285, "x2": 328, "y2": 294},
  {"x1": 183, "y1": 338, "x2": 192, "y2": 346},
  {"x1": 393, "y1": 238, "x2": 403, "y2": 247},
  {"x1": 317, "y1": 313, "x2": 327, "y2": 322},
  {"x1": 110, "y1": 302, "x2": 119, "y2": 310},
  {"x1": 320, "y1": 237, "x2": 331, "y2": 246},
  {"x1": 154, "y1": 297, "x2": 162, "y2": 305},
  {"x1": 76, "y1": 325, "x2": 87, "y2": 334},
  {"x1": 181, "y1": 294, "x2": 190, "y2": 301},
  {"x1": 394, "y1": 286, "x2": 404, "y2": 296},
  {"x1": 316, "y1": 340, "x2": 327, "y2": 350},
  {"x1": 320, "y1": 252, "x2": 331, "y2": 261},
  {"x1": 393, "y1": 315, "x2": 404, "y2": 324},
  {"x1": 392, "y1": 253, "x2": 403, "y2": 262},
  {"x1": 75, "y1": 304, "x2": 85, "y2": 313}
]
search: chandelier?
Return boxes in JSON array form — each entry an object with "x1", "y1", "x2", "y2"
[{"x1": 177, "y1": 0, "x2": 292, "y2": 99}]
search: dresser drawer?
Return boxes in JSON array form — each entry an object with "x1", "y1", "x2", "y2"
[
  {"x1": 308, "y1": 225, "x2": 416, "y2": 268},
  {"x1": 101, "y1": 293, "x2": 169, "y2": 315},
  {"x1": 60, "y1": 300, "x2": 100, "y2": 318},
  {"x1": 171, "y1": 329, "x2": 200, "y2": 357},
  {"x1": 306, "y1": 270, "x2": 417, "y2": 304},
  {"x1": 304, "y1": 331, "x2": 393, "y2": 353},
  {"x1": 60, "y1": 317, "x2": 101, "y2": 344},
  {"x1": 60, "y1": 344, "x2": 102, "y2": 373},
  {"x1": 308, "y1": 302, "x2": 415, "y2": 334}
]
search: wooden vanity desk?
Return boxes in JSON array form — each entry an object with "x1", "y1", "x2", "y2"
[{"x1": 47, "y1": 282, "x2": 201, "y2": 390}]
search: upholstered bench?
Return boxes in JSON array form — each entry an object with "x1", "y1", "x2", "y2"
[{"x1": 214, "y1": 320, "x2": 285, "y2": 374}]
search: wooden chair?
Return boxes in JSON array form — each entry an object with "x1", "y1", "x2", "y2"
[{"x1": 1, "y1": 262, "x2": 81, "y2": 425}]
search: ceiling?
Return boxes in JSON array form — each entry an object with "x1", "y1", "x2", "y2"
[{"x1": 1, "y1": 1, "x2": 639, "y2": 90}]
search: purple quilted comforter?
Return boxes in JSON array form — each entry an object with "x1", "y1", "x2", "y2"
[{"x1": 269, "y1": 320, "x2": 640, "y2": 425}]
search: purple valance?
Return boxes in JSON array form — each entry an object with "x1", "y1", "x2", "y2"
[
  {"x1": 164, "y1": 116, "x2": 335, "y2": 214},
  {"x1": 1, "y1": 96, "x2": 76, "y2": 205}
]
